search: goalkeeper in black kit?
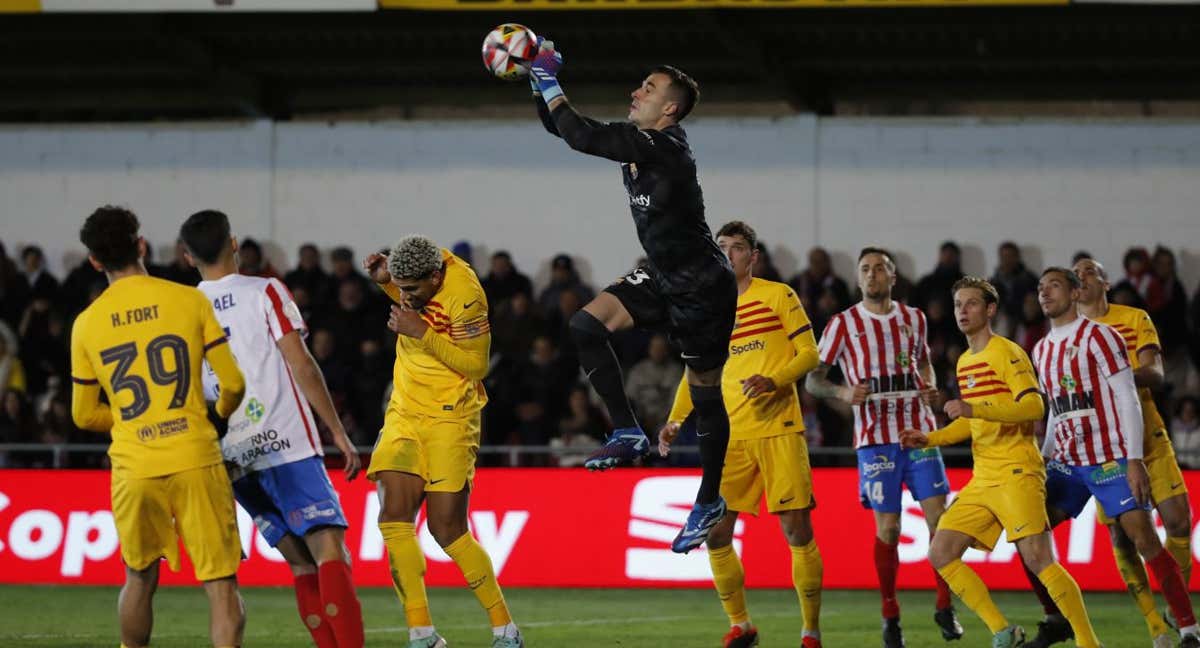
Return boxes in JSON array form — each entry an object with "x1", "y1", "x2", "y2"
[{"x1": 528, "y1": 37, "x2": 738, "y2": 553}]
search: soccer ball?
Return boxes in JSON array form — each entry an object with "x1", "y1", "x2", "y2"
[{"x1": 481, "y1": 23, "x2": 539, "y2": 81}]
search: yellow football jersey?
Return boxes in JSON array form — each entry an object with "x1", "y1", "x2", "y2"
[
  {"x1": 1093, "y1": 303, "x2": 1167, "y2": 444},
  {"x1": 70, "y1": 275, "x2": 243, "y2": 479},
  {"x1": 949, "y1": 335, "x2": 1043, "y2": 482},
  {"x1": 668, "y1": 278, "x2": 819, "y2": 441},
  {"x1": 381, "y1": 249, "x2": 490, "y2": 419}
]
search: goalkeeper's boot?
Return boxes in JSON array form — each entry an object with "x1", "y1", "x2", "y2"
[
  {"x1": 584, "y1": 427, "x2": 649, "y2": 471},
  {"x1": 671, "y1": 496, "x2": 727, "y2": 554},
  {"x1": 491, "y1": 633, "x2": 523, "y2": 648},
  {"x1": 408, "y1": 633, "x2": 447, "y2": 648},
  {"x1": 722, "y1": 624, "x2": 758, "y2": 648},
  {"x1": 935, "y1": 605, "x2": 965, "y2": 641},
  {"x1": 991, "y1": 625, "x2": 1025, "y2": 648},
  {"x1": 1025, "y1": 614, "x2": 1072, "y2": 648}
]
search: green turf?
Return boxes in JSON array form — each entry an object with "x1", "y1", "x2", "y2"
[{"x1": 0, "y1": 585, "x2": 1180, "y2": 647}]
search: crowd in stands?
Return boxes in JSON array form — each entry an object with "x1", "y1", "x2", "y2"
[{"x1": 3, "y1": 236, "x2": 1200, "y2": 470}]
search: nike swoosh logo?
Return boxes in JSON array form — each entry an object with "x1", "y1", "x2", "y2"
[
  {"x1": 933, "y1": 481, "x2": 946, "y2": 488},
  {"x1": 429, "y1": 478, "x2": 446, "y2": 485},
  {"x1": 680, "y1": 353, "x2": 701, "y2": 360},
  {"x1": 779, "y1": 496, "x2": 796, "y2": 504},
  {"x1": 1170, "y1": 482, "x2": 1183, "y2": 490},
  {"x1": 1120, "y1": 497, "x2": 1135, "y2": 506},
  {"x1": 464, "y1": 300, "x2": 477, "y2": 309},
  {"x1": 1010, "y1": 359, "x2": 1021, "y2": 364},
  {"x1": 1014, "y1": 524, "x2": 1027, "y2": 532}
]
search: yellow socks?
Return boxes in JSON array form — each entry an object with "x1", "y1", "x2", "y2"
[
  {"x1": 1112, "y1": 545, "x2": 1169, "y2": 637},
  {"x1": 380, "y1": 521, "x2": 433, "y2": 628},
  {"x1": 1167, "y1": 535, "x2": 1193, "y2": 587},
  {"x1": 938, "y1": 559, "x2": 1007, "y2": 633},
  {"x1": 1037, "y1": 563, "x2": 1100, "y2": 648},
  {"x1": 443, "y1": 532, "x2": 512, "y2": 627},
  {"x1": 791, "y1": 540, "x2": 823, "y2": 634},
  {"x1": 708, "y1": 544, "x2": 749, "y2": 626}
]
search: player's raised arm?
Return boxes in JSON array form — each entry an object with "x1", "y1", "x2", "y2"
[{"x1": 69, "y1": 314, "x2": 113, "y2": 432}]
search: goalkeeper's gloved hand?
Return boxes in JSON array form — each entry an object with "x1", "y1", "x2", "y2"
[{"x1": 530, "y1": 38, "x2": 564, "y2": 102}]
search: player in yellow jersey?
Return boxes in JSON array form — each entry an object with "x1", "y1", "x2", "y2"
[
  {"x1": 900, "y1": 277, "x2": 1099, "y2": 648},
  {"x1": 69, "y1": 206, "x2": 247, "y2": 648},
  {"x1": 1019, "y1": 257, "x2": 1193, "y2": 648},
  {"x1": 659, "y1": 221, "x2": 824, "y2": 648},
  {"x1": 363, "y1": 235, "x2": 522, "y2": 648}
]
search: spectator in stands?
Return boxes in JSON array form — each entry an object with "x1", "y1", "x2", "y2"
[
  {"x1": 791, "y1": 246, "x2": 851, "y2": 333},
  {"x1": 284, "y1": 243, "x2": 330, "y2": 304},
  {"x1": 451, "y1": 240, "x2": 475, "y2": 269},
  {"x1": 324, "y1": 246, "x2": 370, "y2": 308},
  {"x1": 551, "y1": 384, "x2": 607, "y2": 467},
  {"x1": 310, "y1": 327, "x2": 355, "y2": 436},
  {"x1": 0, "y1": 325, "x2": 25, "y2": 403},
  {"x1": 17, "y1": 296, "x2": 57, "y2": 395},
  {"x1": 237, "y1": 237, "x2": 281, "y2": 279},
  {"x1": 19, "y1": 245, "x2": 58, "y2": 303},
  {"x1": 0, "y1": 390, "x2": 39, "y2": 462},
  {"x1": 60, "y1": 256, "x2": 105, "y2": 318},
  {"x1": 491, "y1": 291, "x2": 547, "y2": 361},
  {"x1": 752, "y1": 241, "x2": 783, "y2": 283},
  {"x1": 0, "y1": 241, "x2": 29, "y2": 327},
  {"x1": 350, "y1": 338, "x2": 391, "y2": 445},
  {"x1": 1150, "y1": 246, "x2": 1189, "y2": 361},
  {"x1": 1171, "y1": 396, "x2": 1200, "y2": 469},
  {"x1": 158, "y1": 238, "x2": 201, "y2": 286},
  {"x1": 1013, "y1": 292, "x2": 1048, "y2": 355},
  {"x1": 509, "y1": 335, "x2": 577, "y2": 464},
  {"x1": 913, "y1": 240, "x2": 964, "y2": 310},
  {"x1": 1113, "y1": 246, "x2": 1161, "y2": 311},
  {"x1": 989, "y1": 241, "x2": 1038, "y2": 336},
  {"x1": 314, "y1": 278, "x2": 382, "y2": 362},
  {"x1": 482, "y1": 250, "x2": 533, "y2": 311},
  {"x1": 538, "y1": 254, "x2": 595, "y2": 324},
  {"x1": 625, "y1": 334, "x2": 684, "y2": 435}
]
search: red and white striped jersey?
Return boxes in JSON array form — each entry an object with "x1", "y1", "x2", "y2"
[
  {"x1": 1032, "y1": 316, "x2": 1131, "y2": 466},
  {"x1": 816, "y1": 302, "x2": 937, "y2": 447},
  {"x1": 199, "y1": 274, "x2": 322, "y2": 478}
]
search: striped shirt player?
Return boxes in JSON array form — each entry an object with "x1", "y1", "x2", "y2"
[
  {"x1": 198, "y1": 273, "x2": 355, "y2": 567},
  {"x1": 1034, "y1": 315, "x2": 1148, "y2": 519},
  {"x1": 816, "y1": 301, "x2": 948, "y2": 513}
]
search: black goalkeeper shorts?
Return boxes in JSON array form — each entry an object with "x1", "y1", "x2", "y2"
[{"x1": 604, "y1": 266, "x2": 736, "y2": 373}]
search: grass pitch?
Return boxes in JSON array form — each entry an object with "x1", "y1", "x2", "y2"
[{"x1": 0, "y1": 585, "x2": 1174, "y2": 647}]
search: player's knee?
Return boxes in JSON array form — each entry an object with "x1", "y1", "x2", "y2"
[
  {"x1": 1164, "y1": 512, "x2": 1193, "y2": 539},
  {"x1": 569, "y1": 309, "x2": 610, "y2": 348},
  {"x1": 780, "y1": 512, "x2": 814, "y2": 547},
  {"x1": 876, "y1": 524, "x2": 901, "y2": 545},
  {"x1": 427, "y1": 518, "x2": 469, "y2": 548}
]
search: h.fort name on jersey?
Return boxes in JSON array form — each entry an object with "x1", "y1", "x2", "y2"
[{"x1": 109, "y1": 304, "x2": 160, "y2": 327}]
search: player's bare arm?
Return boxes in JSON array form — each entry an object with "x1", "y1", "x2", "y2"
[
  {"x1": 806, "y1": 362, "x2": 868, "y2": 404},
  {"x1": 276, "y1": 331, "x2": 361, "y2": 481},
  {"x1": 1133, "y1": 346, "x2": 1165, "y2": 391}
]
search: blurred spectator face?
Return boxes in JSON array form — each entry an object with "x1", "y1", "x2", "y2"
[
  {"x1": 299, "y1": 245, "x2": 321, "y2": 270},
  {"x1": 1180, "y1": 398, "x2": 1198, "y2": 423},
  {"x1": 361, "y1": 339, "x2": 381, "y2": 357},
  {"x1": 338, "y1": 280, "x2": 364, "y2": 310},
  {"x1": 1072, "y1": 258, "x2": 1109, "y2": 305},
  {"x1": 510, "y1": 292, "x2": 531, "y2": 317},
  {"x1": 239, "y1": 243, "x2": 263, "y2": 274},
  {"x1": 1112, "y1": 286, "x2": 1139, "y2": 306},
  {"x1": 568, "y1": 387, "x2": 590, "y2": 416},
  {"x1": 1152, "y1": 248, "x2": 1175, "y2": 279},
  {"x1": 938, "y1": 245, "x2": 960, "y2": 268},
  {"x1": 1021, "y1": 292, "x2": 1042, "y2": 323},
  {"x1": 531, "y1": 336, "x2": 555, "y2": 366},
  {"x1": 551, "y1": 255, "x2": 574, "y2": 285},
  {"x1": 647, "y1": 335, "x2": 670, "y2": 363},
  {"x1": 1124, "y1": 248, "x2": 1149, "y2": 275},
  {"x1": 47, "y1": 313, "x2": 65, "y2": 338},
  {"x1": 490, "y1": 254, "x2": 513, "y2": 278},
  {"x1": 331, "y1": 248, "x2": 354, "y2": 278},
  {"x1": 559, "y1": 291, "x2": 582, "y2": 319},
  {"x1": 4, "y1": 391, "x2": 21, "y2": 420},
  {"x1": 998, "y1": 244, "x2": 1020, "y2": 272},
  {"x1": 311, "y1": 330, "x2": 335, "y2": 361},
  {"x1": 22, "y1": 247, "x2": 43, "y2": 273},
  {"x1": 808, "y1": 247, "x2": 831, "y2": 277},
  {"x1": 291, "y1": 286, "x2": 310, "y2": 309}
]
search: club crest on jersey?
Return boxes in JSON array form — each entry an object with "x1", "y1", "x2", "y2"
[
  {"x1": 896, "y1": 350, "x2": 910, "y2": 367},
  {"x1": 900, "y1": 324, "x2": 912, "y2": 338},
  {"x1": 1060, "y1": 374, "x2": 1077, "y2": 390},
  {"x1": 244, "y1": 398, "x2": 265, "y2": 423},
  {"x1": 1065, "y1": 346, "x2": 1079, "y2": 361},
  {"x1": 966, "y1": 374, "x2": 977, "y2": 389},
  {"x1": 628, "y1": 163, "x2": 638, "y2": 179}
]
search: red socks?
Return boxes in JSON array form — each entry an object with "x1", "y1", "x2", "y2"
[
  {"x1": 933, "y1": 568, "x2": 952, "y2": 610},
  {"x1": 875, "y1": 537, "x2": 900, "y2": 619},
  {"x1": 1147, "y1": 549, "x2": 1197, "y2": 629},
  {"x1": 294, "y1": 573, "x2": 338, "y2": 648},
  {"x1": 319, "y1": 561, "x2": 365, "y2": 648}
]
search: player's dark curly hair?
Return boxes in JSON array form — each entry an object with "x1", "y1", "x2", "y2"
[
  {"x1": 179, "y1": 209, "x2": 231, "y2": 265},
  {"x1": 716, "y1": 221, "x2": 757, "y2": 251},
  {"x1": 652, "y1": 65, "x2": 699, "y2": 122},
  {"x1": 80, "y1": 205, "x2": 141, "y2": 272}
]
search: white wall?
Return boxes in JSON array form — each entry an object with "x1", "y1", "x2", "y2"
[{"x1": 2, "y1": 116, "x2": 1198, "y2": 293}]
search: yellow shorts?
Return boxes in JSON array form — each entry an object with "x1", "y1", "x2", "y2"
[
  {"x1": 938, "y1": 471, "x2": 1049, "y2": 552},
  {"x1": 721, "y1": 433, "x2": 814, "y2": 516},
  {"x1": 367, "y1": 409, "x2": 480, "y2": 492},
  {"x1": 1097, "y1": 431, "x2": 1189, "y2": 525},
  {"x1": 111, "y1": 463, "x2": 241, "y2": 581}
]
